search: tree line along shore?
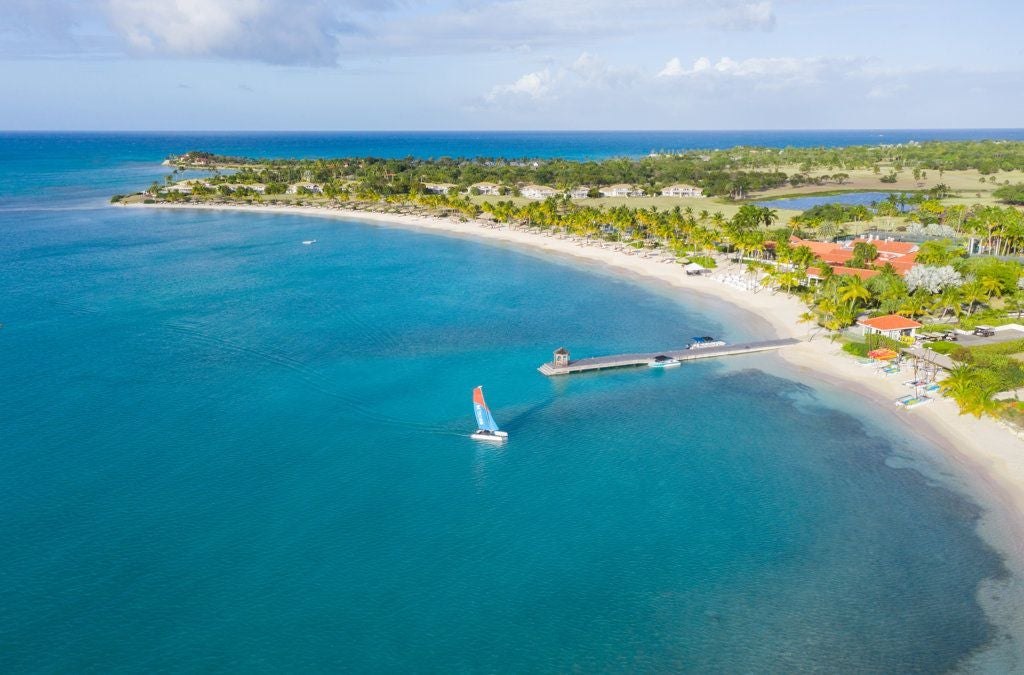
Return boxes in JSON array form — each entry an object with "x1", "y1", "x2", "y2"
[
  {"x1": 146, "y1": 139, "x2": 1024, "y2": 200},
  {"x1": 117, "y1": 140, "x2": 1024, "y2": 428}
]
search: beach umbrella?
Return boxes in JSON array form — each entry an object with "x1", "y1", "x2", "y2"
[{"x1": 868, "y1": 348, "x2": 899, "y2": 360}]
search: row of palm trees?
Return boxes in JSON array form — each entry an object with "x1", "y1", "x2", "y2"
[{"x1": 940, "y1": 364, "x2": 1006, "y2": 418}]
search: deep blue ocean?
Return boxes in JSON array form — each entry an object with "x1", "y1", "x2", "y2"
[{"x1": 1, "y1": 132, "x2": 1020, "y2": 672}]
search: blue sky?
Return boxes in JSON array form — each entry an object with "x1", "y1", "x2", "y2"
[{"x1": 1, "y1": 0, "x2": 1022, "y2": 130}]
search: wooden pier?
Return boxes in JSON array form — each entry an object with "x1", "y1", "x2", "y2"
[{"x1": 537, "y1": 338, "x2": 800, "y2": 376}]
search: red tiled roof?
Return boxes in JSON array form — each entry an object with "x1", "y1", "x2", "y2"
[
  {"x1": 858, "y1": 314, "x2": 922, "y2": 330},
  {"x1": 853, "y1": 238, "x2": 918, "y2": 255},
  {"x1": 808, "y1": 266, "x2": 880, "y2": 281},
  {"x1": 792, "y1": 236, "x2": 917, "y2": 276},
  {"x1": 887, "y1": 259, "x2": 916, "y2": 274}
]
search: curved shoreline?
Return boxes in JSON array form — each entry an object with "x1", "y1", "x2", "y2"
[{"x1": 125, "y1": 200, "x2": 1024, "y2": 667}]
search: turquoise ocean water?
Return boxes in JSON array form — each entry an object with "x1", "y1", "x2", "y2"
[{"x1": 1, "y1": 132, "x2": 1020, "y2": 671}]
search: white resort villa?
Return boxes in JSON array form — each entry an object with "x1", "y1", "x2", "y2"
[
  {"x1": 567, "y1": 187, "x2": 592, "y2": 199},
  {"x1": 423, "y1": 183, "x2": 455, "y2": 195},
  {"x1": 470, "y1": 182, "x2": 502, "y2": 196},
  {"x1": 521, "y1": 184, "x2": 559, "y2": 200},
  {"x1": 221, "y1": 183, "x2": 266, "y2": 194},
  {"x1": 660, "y1": 184, "x2": 704, "y2": 198},
  {"x1": 286, "y1": 183, "x2": 323, "y2": 194},
  {"x1": 599, "y1": 184, "x2": 644, "y2": 198}
]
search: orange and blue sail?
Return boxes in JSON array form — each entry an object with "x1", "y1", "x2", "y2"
[{"x1": 472, "y1": 386, "x2": 500, "y2": 432}]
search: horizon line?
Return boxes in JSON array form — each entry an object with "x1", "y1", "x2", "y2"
[{"x1": 4, "y1": 127, "x2": 1024, "y2": 134}]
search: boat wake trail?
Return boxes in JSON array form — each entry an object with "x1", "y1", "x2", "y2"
[{"x1": 497, "y1": 397, "x2": 558, "y2": 431}]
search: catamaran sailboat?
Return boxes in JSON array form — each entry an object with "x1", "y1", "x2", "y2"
[{"x1": 471, "y1": 386, "x2": 508, "y2": 441}]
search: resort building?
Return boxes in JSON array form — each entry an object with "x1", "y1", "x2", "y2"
[
  {"x1": 520, "y1": 184, "x2": 559, "y2": 200},
  {"x1": 660, "y1": 184, "x2": 704, "y2": 198},
  {"x1": 790, "y1": 236, "x2": 919, "y2": 276},
  {"x1": 470, "y1": 182, "x2": 502, "y2": 196},
  {"x1": 806, "y1": 266, "x2": 879, "y2": 284},
  {"x1": 857, "y1": 314, "x2": 922, "y2": 340},
  {"x1": 221, "y1": 183, "x2": 266, "y2": 194},
  {"x1": 423, "y1": 182, "x2": 455, "y2": 195},
  {"x1": 165, "y1": 180, "x2": 215, "y2": 194},
  {"x1": 599, "y1": 184, "x2": 644, "y2": 198},
  {"x1": 567, "y1": 187, "x2": 591, "y2": 199},
  {"x1": 286, "y1": 183, "x2": 323, "y2": 194}
]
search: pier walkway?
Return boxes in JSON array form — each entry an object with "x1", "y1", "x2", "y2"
[{"x1": 538, "y1": 338, "x2": 800, "y2": 376}]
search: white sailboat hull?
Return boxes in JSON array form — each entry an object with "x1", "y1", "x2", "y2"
[{"x1": 471, "y1": 431, "x2": 508, "y2": 441}]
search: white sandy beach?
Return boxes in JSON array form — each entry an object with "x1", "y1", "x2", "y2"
[{"x1": 129, "y1": 200, "x2": 1024, "y2": 666}]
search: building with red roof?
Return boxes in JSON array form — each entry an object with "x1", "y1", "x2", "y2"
[
  {"x1": 790, "y1": 236, "x2": 918, "y2": 277},
  {"x1": 807, "y1": 266, "x2": 880, "y2": 283},
  {"x1": 857, "y1": 314, "x2": 922, "y2": 340}
]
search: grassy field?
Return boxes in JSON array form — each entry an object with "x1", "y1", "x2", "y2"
[{"x1": 750, "y1": 166, "x2": 1024, "y2": 200}]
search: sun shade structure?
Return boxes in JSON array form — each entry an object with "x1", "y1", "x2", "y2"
[{"x1": 868, "y1": 348, "x2": 900, "y2": 360}]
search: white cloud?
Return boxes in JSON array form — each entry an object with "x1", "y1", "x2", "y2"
[
  {"x1": 707, "y1": 1, "x2": 776, "y2": 30},
  {"x1": 483, "y1": 51, "x2": 642, "y2": 106},
  {"x1": 104, "y1": 0, "x2": 352, "y2": 66},
  {"x1": 569, "y1": 51, "x2": 639, "y2": 87},
  {"x1": 2, "y1": 0, "x2": 778, "y2": 64},
  {"x1": 867, "y1": 82, "x2": 909, "y2": 99},
  {"x1": 658, "y1": 56, "x2": 712, "y2": 77},
  {"x1": 656, "y1": 55, "x2": 852, "y2": 87},
  {"x1": 0, "y1": 0, "x2": 394, "y2": 65},
  {"x1": 336, "y1": 0, "x2": 782, "y2": 57},
  {"x1": 486, "y1": 69, "x2": 556, "y2": 102}
]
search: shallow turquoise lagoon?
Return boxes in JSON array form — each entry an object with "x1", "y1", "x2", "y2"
[{"x1": 0, "y1": 134, "x2": 1015, "y2": 672}]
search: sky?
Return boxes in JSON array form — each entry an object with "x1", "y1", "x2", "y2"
[{"x1": 1, "y1": 0, "x2": 1022, "y2": 130}]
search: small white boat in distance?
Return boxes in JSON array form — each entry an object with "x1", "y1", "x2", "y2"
[
  {"x1": 471, "y1": 386, "x2": 508, "y2": 441},
  {"x1": 648, "y1": 355, "x2": 681, "y2": 368},
  {"x1": 302, "y1": 239, "x2": 317, "y2": 245}
]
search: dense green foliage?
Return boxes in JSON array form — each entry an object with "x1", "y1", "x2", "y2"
[
  {"x1": 170, "y1": 152, "x2": 789, "y2": 198},
  {"x1": 792, "y1": 203, "x2": 873, "y2": 226},
  {"x1": 941, "y1": 339, "x2": 1024, "y2": 417},
  {"x1": 993, "y1": 183, "x2": 1024, "y2": 205},
  {"x1": 842, "y1": 341, "x2": 870, "y2": 357},
  {"x1": 671, "y1": 140, "x2": 1024, "y2": 174},
  {"x1": 167, "y1": 139, "x2": 1024, "y2": 200}
]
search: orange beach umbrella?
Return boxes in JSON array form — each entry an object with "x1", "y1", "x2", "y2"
[{"x1": 868, "y1": 348, "x2": 899, "y2": 360}]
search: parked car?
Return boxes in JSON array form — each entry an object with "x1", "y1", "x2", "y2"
[{"x1": 973, "y1": 326, "x2": 996, "y2": 338}]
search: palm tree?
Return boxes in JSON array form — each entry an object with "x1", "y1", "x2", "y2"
[
  {"x1": 798, "y1": 311, "x2": 821, "y2": 339},
  {"x1": 897, "y1": 291, "x2": 930, "y2": 319},
  {"x1": 940, "y1": 364, "x2": 977, "y2": 408},
  {"x1": 933, "y1": 285, "x2": 964, "y2": 320},
  {"x1": 1007, "y1": 290, "x2": 1024, "y2": 318},
  {"x1": 776, "y1": 270, "x2": 802, "y2": 295},
  {"x1": 961, "y1": 280, "x2": 988, "y2": 315},
  {"x1": 838, "y1": 275, "x2": 872, "y2": 313},
  {"x1": 961, "y1": 385, "x2": 1003, "y2": 419},
  {"x1": 980, "y1": 275, "x2": 1003, "y2": 300},
  {"x1": 815, "y1": 296, "x2": 839, "y2": 332}
]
